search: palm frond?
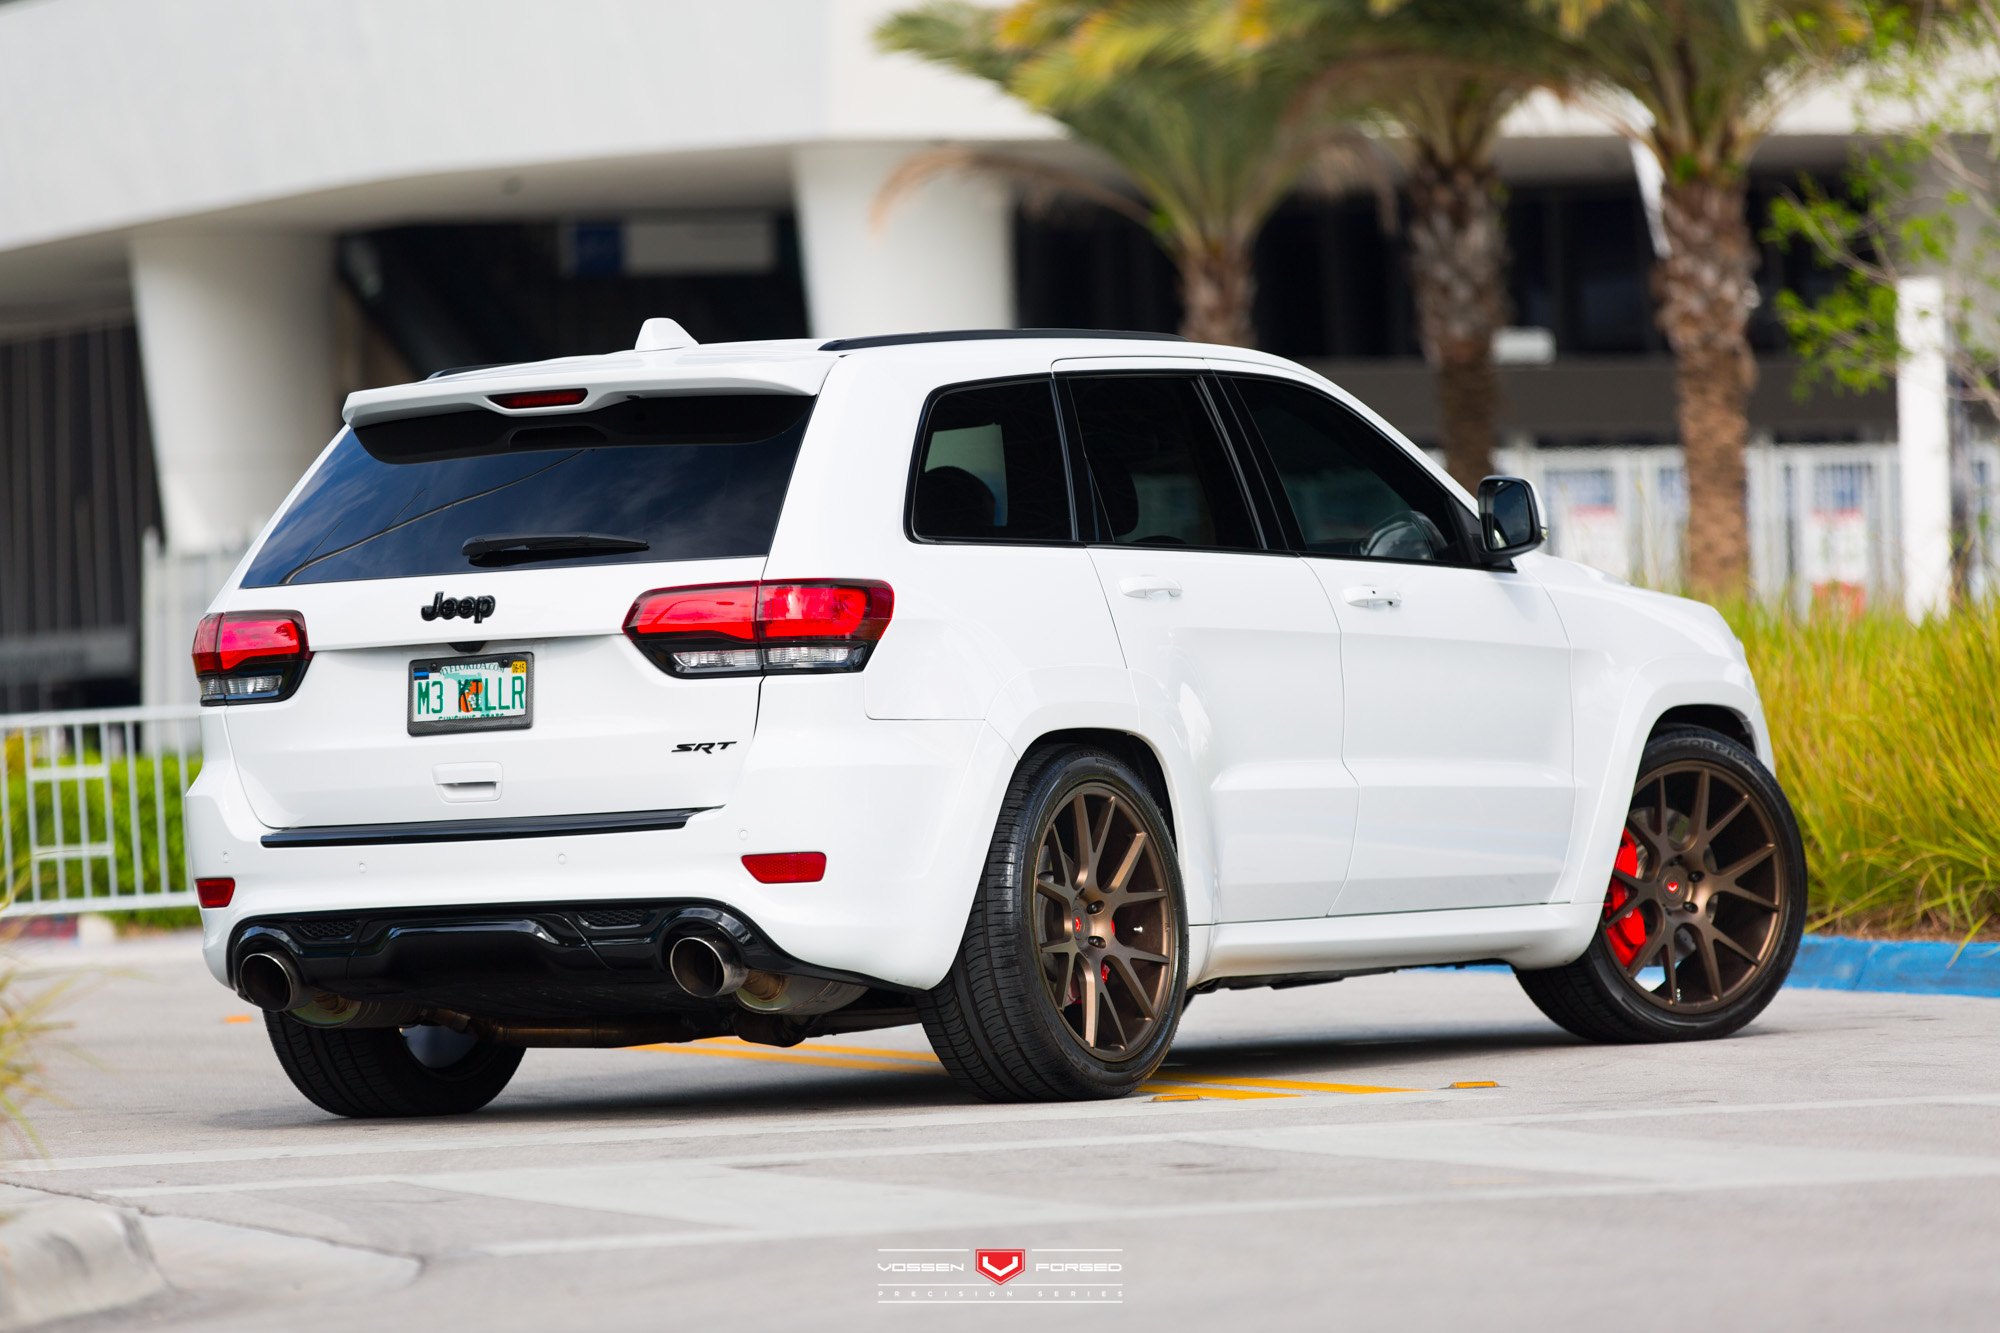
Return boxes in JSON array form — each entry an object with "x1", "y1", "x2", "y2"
[{"x1": 872, "y1": 145, "x2": 1156, "y2": 230}]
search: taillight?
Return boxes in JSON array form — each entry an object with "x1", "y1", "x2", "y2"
[
  {"x1": 625, "y1": 581, "x2": 893, "y2": 678},
  {"x1": 196, "y1": 877, "x2": 236, "y2": 908},
  {"x1": 192, "y1": 611, "x2": 311, "y2": 704}
]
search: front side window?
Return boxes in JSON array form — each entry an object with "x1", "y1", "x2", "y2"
[
  {"x1": 1229, "y1": 377, "x2": 1465, "y2": 563},
  {"x1": 910, "y1": 380, "x2": 1073, "y2": 542},
  {"x1": 1066, "y1": 374, "x2": 1258, "y2": 550}
]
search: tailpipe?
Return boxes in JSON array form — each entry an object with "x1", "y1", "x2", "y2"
[
  {"x1": 237, "y1": 950, "x2": 307, "y2": 1012},
  {"x1": 667, "y1": 933, "x2": 749, "y2": 999}
]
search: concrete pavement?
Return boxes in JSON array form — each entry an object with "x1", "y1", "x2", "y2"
[{"x1": 3, "y1": 933, "x2": 1998, "y2": 1330}]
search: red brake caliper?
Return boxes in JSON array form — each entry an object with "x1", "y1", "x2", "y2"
[{"x1": 1603, "y1": 829, "x2": 1646, "y2": 966}]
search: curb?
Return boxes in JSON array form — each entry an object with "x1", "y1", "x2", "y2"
[
  {"x1": 0, "y1": 1199, "x2": 165, "y2": 1330},
  {"x1": 1788, "y1": 934, "x2": 2000, "y2": 998}
]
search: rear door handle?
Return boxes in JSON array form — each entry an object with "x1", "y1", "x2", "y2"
[
  {"x1": 1343, "y1": 585, "x2": 1401, "y2": 609},
  {"x1": 1119, "y1": 576, "x2": 1183, "y2": 600}
]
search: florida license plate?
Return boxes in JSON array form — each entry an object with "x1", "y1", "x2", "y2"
[{"x1": 408, "y1": 653, "x2": 533, "y2": 735}]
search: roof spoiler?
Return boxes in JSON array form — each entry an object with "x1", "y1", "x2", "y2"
[{"x1": 343, "y1": 320, "x2": 828, "y2": 429}]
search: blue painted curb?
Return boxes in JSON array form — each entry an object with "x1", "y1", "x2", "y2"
[{"x1": 1787, "y1": 934, "x2": 2000, "y2": 997}]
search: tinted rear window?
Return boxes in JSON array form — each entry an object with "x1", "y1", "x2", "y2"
[{"x1": 242, "y1": 394, "x2": 812, "y2": 587}]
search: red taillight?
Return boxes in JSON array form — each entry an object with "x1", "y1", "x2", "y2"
[
  {"x1": 741, "y1": 852, "x2": 826, "y2": 884},
  {"x1": 490, "y1": 387, "x2": 588, "y2": 409},
  {"x1": 196, "y1": 877, "x2": 235, "y2": 908},
  {"x1": 758, "y1": 583, "x2": 880, "y2": 639},
  {"x1": 192, "y1": 611, "x2": 311, "y2": 704},
  {"x1": 625, "y1": 585, "x2": 759, "y2": 641},
  {"x1": 625, "y1": 581, "x2": 892, "y2": 677}
]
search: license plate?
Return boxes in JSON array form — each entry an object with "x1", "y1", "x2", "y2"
[{"x1": 408, "y1": 653, "x2": 533, "y2": 735}]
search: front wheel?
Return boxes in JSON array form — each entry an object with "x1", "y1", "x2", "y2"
[
  {"x1": 1516, "y1": 727, "x2": 1806, "y2": 1043},
  {"x1": 265, "y1": 1013, "x2": 524, "y2": 1118},
  {"x1": 920, "y1": 745, "x2": 1188, "y2": 1101}
]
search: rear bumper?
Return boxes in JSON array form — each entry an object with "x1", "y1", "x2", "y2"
[
  {"x1": 229, "y1": 900, "x2": 887, "y2": 1019},
  {"x1": 189, "y1": 690, "x2": 1018, "y2": 994}
]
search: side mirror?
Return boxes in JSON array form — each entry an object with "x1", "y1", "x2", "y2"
[{"x1": 1477, "y1": 476, "x2": 1545, "y2": 562}]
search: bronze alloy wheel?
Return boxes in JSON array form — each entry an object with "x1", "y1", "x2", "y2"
[
  {"x1": 1030, "y1": 782, "x2": 1177, "y2": 1058},
  {"x1": 1603, "y1": 758, "x2": 1792, "y2": 1015}
]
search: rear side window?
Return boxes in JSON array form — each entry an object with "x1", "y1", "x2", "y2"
[
  {"x1": 1228, "y1": 377, "x2": 1466, "y2": 563},
  {"x1": 1066, "y1": 375, "x2": 1259, "y2": 550},
  {"x1": 241, "y1": 394, "x2": 812, "y2": 587},
  {"x1": 910, "y1": 380, "x2": 1073, "y2": 542}
]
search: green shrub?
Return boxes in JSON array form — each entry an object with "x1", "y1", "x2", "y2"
[
  {"x1": 1728, "y1": 602, "x2": 2000, "y2": 939},
  {"x1": 4, "y1": 754, "x2": 200, "y2": 924}
]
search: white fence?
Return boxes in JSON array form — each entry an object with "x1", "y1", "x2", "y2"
[
  {"x1": 1, "y1": 706, "x2": 204, "y2": 917},
  {"x1": 1496, "y1": 440, "x2": 2000, "y2": 608}
]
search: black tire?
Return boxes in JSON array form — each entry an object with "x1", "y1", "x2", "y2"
[
  {"x1": 1516, "y1": 726, "x2": 1807, "y2": 1043},
  {"x1": 264, "y1": 1013, "x2": 524, "y2": 1118},
  {"x1": 920, "y1": 744, "x2": 1189, "y2": 1101}
]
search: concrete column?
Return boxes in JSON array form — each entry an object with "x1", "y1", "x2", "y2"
[
  {"x1": 791, "y1": 144, "x2": 1014, "y2": 339},
  {"x1": 130, "y1": 231, "x2": 337, "y2": 554},
  {"x1": 1896, "y1": 274, "x2": 1952, "y2": 620}
]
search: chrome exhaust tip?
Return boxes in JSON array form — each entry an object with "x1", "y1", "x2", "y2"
[
  {"x1": 238, "y1": 950, "x2": 307, "y2": 1012},
  {"x1": 667, "y1": 934, "x2": 750, "y2": 999}
]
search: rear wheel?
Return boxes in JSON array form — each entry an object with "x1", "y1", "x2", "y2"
[
  {"x1": 1516, "y1": 727, "x2": 1806, "y2": 1042},
  {"x1": 265, "y1": 1013, "x2": 524, "y2": 1118},
  {"x1": 920, "y1": 745, "x2": 1187, "y2": 1101}
]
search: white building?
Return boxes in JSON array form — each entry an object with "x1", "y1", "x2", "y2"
[{"x1": 0, "y1": 0, "x2": 1958, "y2": 709}]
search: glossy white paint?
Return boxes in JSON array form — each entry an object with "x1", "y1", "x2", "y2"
[
  {"x1": 1089, "y1": 544, "x2": 1355, "y2": 923},
  {"x1": 218, "y1": 558, "x2": 768, "y2": 829},
  {"x1": 192, "y1": 331, "x2": 1779, "y2": 997},
  {"x1": 1313, "y1": 557, "x2": 1574, "y2": 916}
]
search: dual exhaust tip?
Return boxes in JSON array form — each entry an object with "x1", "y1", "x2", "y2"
[
  {"x1": 240, "y1": 933, "x2": 757, "y2": 1012},
  {"x1": 238, "y1": 950, "x2": 308, "y2": 1013},
  {"x1": 666, "y1": 933, "x2": 750, "y2": 999}
]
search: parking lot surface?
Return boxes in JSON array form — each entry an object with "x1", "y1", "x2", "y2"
[{"x1": 4, "y1": 934, "x2": 1998, "y2": 1331}]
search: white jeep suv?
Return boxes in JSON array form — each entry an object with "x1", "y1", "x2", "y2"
[{"x1": 188, "y1": 323, "x2": 1805, "y2": 1117}]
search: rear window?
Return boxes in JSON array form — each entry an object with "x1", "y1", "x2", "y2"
[{"x1": 241, "y1": 394, "x2": 813, "y2": 588}]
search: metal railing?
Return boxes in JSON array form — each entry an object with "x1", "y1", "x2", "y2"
[
  {"x1": 1, "y1": 705, "x2": 204, "y2": 917},
  {"x1": 1495, "y1": 440, "x2": 2000, "y2": 608}
]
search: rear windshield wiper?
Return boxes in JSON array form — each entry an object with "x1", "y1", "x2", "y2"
[{"x1": 462, "y1": 532, "x2": 651, "y2": 566}]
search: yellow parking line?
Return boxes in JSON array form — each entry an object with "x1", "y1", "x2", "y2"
[
  {"x1": 643, "y1": 1039, "x2": 1414, "y2": 1096},
  {"x1": 708, "y1": 1040, "x2": 941, "y2": 1065},
  {"x1": 1156, "y1": 1072, "x2": 1418, "y2": 1095},
  {"x1": 635, "y1": 1042, "x2": 945, "y2": 1076},
  {"x1": 1140, "y1": 1081, "x2": 1298, "y2": 1100}
]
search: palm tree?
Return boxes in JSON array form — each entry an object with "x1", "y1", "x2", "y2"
[
  {"x1": 1532, "y1": 0, "x2": 1896, "y2": 597},
  {"x1": 1393, "y1": 73, "x2": 1524, "y2": 490},
  {"x1": 877, "y1": 2, "x2": 1379, "y2": 346},
  {"x1": 976, "y1": 0, "x2": 1569, "y2": 489},
  {"x1": 1202, "y1": 1, "x2": 1564, "y2": 488}
]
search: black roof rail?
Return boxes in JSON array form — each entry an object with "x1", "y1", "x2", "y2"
[{"x1": 818, "y1": 328, "x2": 1187, "y2": 352}]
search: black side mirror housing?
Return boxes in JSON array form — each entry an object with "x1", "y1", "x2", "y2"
[{"x1": 1477, "y1": 476, "x2": 1545, "y2": 563}]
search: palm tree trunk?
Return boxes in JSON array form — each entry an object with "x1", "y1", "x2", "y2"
[
  {"x1": 1654, "y1": 176, "x2": 1759, "y2": 599},
  {"x1": 1176, "y1": 237, "x2": 1257, "y2": 347},
  {"x1": 1407, "y1": 157, "x2": 1507, "y2": 491}
]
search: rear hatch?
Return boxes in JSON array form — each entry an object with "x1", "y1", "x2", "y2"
[{"x1": 215, "y1": 378, "x2": 821, "y2": 830}]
